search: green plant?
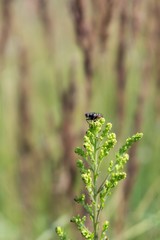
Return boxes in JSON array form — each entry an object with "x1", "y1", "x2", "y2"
[{"x1": 56, "y1": 114, "x2": 143, "y2": 240}]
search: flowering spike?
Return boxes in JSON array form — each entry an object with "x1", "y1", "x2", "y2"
[{"x1": 56, "y1": 113, "x2": 143, "y2": 240}]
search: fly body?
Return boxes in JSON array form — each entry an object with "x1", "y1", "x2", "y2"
[{"x1": 85, "y1": 112, "x2": 103, "y2": 122}]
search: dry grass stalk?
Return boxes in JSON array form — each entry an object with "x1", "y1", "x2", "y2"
[
  {"x1": 116, "y1": 0, "x2": 128, "y2": 134},
  {"x1": 71, "y1": 0, "x2": 94, "y2": 101},
  {"x1": 93, "y1": 0, "x2": 114, "y2": 51},
  {"x1": 116, "y1": 1, "x2": 146, "y2": 236},
  {"x1": 17, "y1": 46, "x2": 33, "y2": 211},
  {"x1": 0, "y1": 0, "x2": 13, "y2": 59},
  {"x1": 149, "y1": 0, "x2": 160, "y2": 119},
  {"x1": 70, "y1": 0, "x2": 115, "y2": 102},
  {"x1": 37, "y1": 0, "x2": 54, "y2": 52},
  {"x1": 58, "y1": 69, "x2": 77, "y2": 197}
]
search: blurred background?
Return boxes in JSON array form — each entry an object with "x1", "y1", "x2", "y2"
[{"x1": 0, "y1": 0, "x2": 160, "y2": 239}]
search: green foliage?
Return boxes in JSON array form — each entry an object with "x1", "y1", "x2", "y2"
[
  {"x1": 56, "y1": 116, "x2": 143, "y2": 239},
  {"x1": 55, "y1": 227, "x2": 68, "y2": 240}
]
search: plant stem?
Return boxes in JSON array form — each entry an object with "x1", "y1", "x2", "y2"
[
  {"x1": 97, "y1": 162, "x2": 117, "y2": 194},
  {"x1": 93, "y1": 137, "x2": 98, "y2": 240}
]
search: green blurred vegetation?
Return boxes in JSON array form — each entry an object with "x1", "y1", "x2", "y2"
[{"x1": 0, "y1": 0, "x2": 160, "y2": 240}]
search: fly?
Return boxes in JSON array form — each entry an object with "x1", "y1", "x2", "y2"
[{"x1": 85, "y1": 112, "x2": 103, "y2": 122}]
